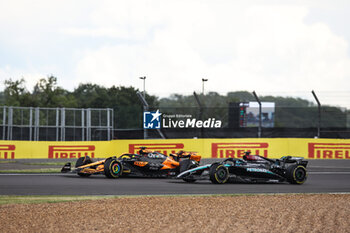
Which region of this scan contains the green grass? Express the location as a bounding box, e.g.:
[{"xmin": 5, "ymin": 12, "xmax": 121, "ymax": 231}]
[
  {"xmin": 0, "ymin": 161, "xmax": 17, "ymax": 164},
  {"xmin": 0, "ymin": 161, "xmax": 75, "ymax": 166},
  {"xmin": 0, "ymin": 193, "xmax": 348, "ymax": 205},
  {"xmin": 0, "ymin": 168, "xmax": 61, "ymax": 173},
  {"xmin": 0, "ymin": 195, "xmax": 117, "ymax": 205},
  {"xmin": 0, "ymin": 194, "xmax": 268, "ymax": 205}
]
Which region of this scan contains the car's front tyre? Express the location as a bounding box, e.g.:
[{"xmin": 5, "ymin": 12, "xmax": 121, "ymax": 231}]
[
  {"xmin": 209, "ymin": 163, "xmax": 229, "ymax": 184},
  {"xmin": 104, "ymin": 158, "xmax": 123, "ymax": 178}
]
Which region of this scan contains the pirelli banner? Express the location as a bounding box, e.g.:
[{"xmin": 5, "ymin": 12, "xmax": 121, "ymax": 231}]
[{"xmin": 1, "ymin": 138, "xmax": 350, "ymax": 159}]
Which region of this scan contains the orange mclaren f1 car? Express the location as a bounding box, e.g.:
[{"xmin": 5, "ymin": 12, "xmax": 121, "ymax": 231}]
[{"xmin": 61, "ymin": 147, "xmax": 201, "ymax": 181}]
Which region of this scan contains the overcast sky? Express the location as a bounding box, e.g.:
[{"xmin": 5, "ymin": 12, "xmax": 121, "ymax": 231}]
[{"xmin": 0, "ymin": 0, "xmax": 349, "ymax": 106}]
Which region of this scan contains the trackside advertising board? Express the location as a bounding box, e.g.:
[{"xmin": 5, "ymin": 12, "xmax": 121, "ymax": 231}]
[{"xmin": 1, "ymin": 138, "xmax": 350, "ymax": 159}]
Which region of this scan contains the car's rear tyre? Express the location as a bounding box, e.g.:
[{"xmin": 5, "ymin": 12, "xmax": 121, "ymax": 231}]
[
  {"xmin": 209, "ymin": 163, "xmax": 229, "ymax": 184},
  {"xmin": 76, "ymin": 156, "xmax": 93, "ymax": 177},
  {"xmin": 286, "ymin": 164, "xmax": 307, "ymax": 184},
  {"xmin": 179, "ymin": 160, "xmax": 198, "ymax": 183},
  {"xmin": 104, "ymin": 158, "xmax": 123, "ymax": 178}
]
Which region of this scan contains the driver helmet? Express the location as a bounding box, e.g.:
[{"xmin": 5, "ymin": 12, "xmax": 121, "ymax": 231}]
[
  {"xmin": 138, "ymin": 147, "xmax": 149, "ymax": 155},
  {"xmin": 243, "ymin": 151, "xmax": 259, "ymax": 161},
  {"xmin": 177, "ymin": 150, "xmax": 184, "ymax": 156}
]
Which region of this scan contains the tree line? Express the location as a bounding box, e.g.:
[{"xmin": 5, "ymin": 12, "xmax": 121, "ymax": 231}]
[
  {"xmin": 0, "ymin": 76, "xmax": 158, "ymax": 128},
  {"xmin": 0, "ymin": 76, "xmax": 347, "ymax": 128}
]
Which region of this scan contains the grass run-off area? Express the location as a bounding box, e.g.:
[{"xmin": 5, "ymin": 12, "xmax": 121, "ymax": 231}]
[
  {"xmin": 0, "ymin": 193, "xmax": 283, "ymax": 205},
  {"xmin": 0, "ymin": 195, "xmax": 119, "ymax": 205}
]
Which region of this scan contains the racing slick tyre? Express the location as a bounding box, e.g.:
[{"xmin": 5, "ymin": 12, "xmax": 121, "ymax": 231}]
[
  {"xmin": 209, "ymin": 163, "xmax": 229, "ymax": 184},
  {"xmin": 285, "ymin": 164, "xmax": 307, "ymax": 184},
  {"xmin": 179, "ymin": 160, "xmax": 199, "ymax": 183},
  {"xmin": 104, "ymin": 158, "xmax": 123, "ymax": 178},
  {"xmin": 76, "ymin": 156, "xmax": 93, "ymax": 177}
]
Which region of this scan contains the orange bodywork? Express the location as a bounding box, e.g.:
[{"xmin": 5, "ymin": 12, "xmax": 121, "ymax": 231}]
[
  {"xmin": 176, "ymin": 151, "xmax": 201, "ymax": 162},
  {"xmin": 78, "ymin": 160, "xmax": 105, "ymax": 169},
  {"xmin": 80, "ymin": 168, "xmax": 98, "ymax": 174},
  {"xmin": 78, "ymin": 159, "xmax": 105, "ymax": 174},
  {"xmin": 140, "ymin": 149, "xmax": 153, "ymax": 153},
  {"xmin": 134, "ymin": 161, "xmax": 148, "ymax": 167},
  {"xmin": 190, "ymin": 154, "xmax": 201, "ymax": 162},
  {"xmin": 75, "ymin": 149, "xmax": 202, "ymax": 174},
  {"xmin": 96, "ymin": 164, "xmax": 104, "ymax": 172},
  {"xmin": 161, "ymin": 157, "xmax": 180, "ymax": 170}
]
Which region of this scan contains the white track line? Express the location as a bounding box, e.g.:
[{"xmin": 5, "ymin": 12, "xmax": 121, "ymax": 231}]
[{"xmin": 309, "ymin": 172, "xmax": 350, "ymax": 174}]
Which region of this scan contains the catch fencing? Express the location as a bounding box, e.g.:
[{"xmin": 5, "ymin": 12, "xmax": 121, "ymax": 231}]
[
  {"xmin": 1, "ymin": 104, "xmax": 349, "ymax": 141},
  {"xmin": 115, "ymin": 105, "xmax": 350, "ymax": 139},
  {"xmin": 160, "ymin": 105, "xmax": 349, "ymax": 126},
  {"xmin": 0, "ymin": 106, "xmax": 113, "ymax": 141}
]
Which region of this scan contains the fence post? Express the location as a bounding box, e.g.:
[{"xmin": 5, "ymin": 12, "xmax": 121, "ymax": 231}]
[
  {"xmin": 136, "ymin": 91, "xmax": 149, "ymax": 139},
  {"xmin": 29, "ymin": 107, "xmax": 33, "ymax": 141},
  {"xmin": 7, "ymin": 107, "xmax": 13, "ymax": 140},
  {"xmin": 252, "ymin": 91, "xmax": 262, "ymax": 138},
  {"xmin": 107, "ymin": 108, "xmax": 111, "ymax": 141},
  {"xmin": 81, "ymin": 109, "xmax": 85, "ymax": 141},
  {"xmin": 2, "ymin": 107, "xmax": 6, "ymax": 140},
  {"xmin": 193, "ymin": 92, "xmax": 204, "ymax": 138},
  {"xmin": 55, "ymin": 108, "xmax": 59, "ymax": 141},
  {"xmin": 34, "ymin": 108, "xmax": 40, "ymax": 141},
  {"xmin": 311, "ymin": 90, "xmax": 321, "ymax": 138},
  {"xmin": 61, "ymin": 108, "xmax": 65, "ymax": 141},
  {"xmin": 111, "ymin": 109, "xmax": 114, "ymax": 140},
  {"xmin": 86, "ymin": 108, "xmax": 91, "ymax": 141}
]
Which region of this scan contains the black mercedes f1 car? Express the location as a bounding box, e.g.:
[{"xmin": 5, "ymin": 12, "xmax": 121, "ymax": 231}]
[
  {"xmin": 61, "ymin": 147, "xmax": 201, "ymax": 178},
  {"xmin": 177, "ymin": 152, "xmax": 308, "ymax": 184}
]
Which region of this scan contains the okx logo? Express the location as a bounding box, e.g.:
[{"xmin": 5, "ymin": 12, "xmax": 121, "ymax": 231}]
[{"xmin": 143, "ymin": 110, "xmax": 162, "ymax": 129}]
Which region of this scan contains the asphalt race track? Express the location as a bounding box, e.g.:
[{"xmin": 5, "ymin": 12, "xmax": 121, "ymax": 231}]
[
  {"xmin": 0, "ymin": 173, "xmax": 350, "ymax": 195},
  {"xmin": 1, "ymin": 160, "xmax": 350, "ymax": 195},
  {"xmin": 0, "ymin": 160, "xmax": 350, "ymax": 195}
]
